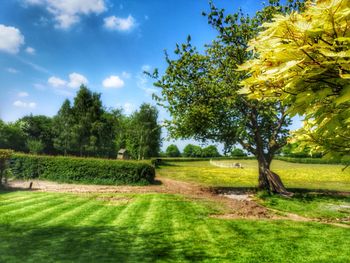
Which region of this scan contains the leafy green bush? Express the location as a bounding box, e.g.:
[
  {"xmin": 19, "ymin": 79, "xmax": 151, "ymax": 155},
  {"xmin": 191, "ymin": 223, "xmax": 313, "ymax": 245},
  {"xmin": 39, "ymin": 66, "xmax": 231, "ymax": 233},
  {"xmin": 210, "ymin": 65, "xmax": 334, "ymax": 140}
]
[{"xmin": 10, "ymin": 153, "xmax": 155, "ymax": 185}]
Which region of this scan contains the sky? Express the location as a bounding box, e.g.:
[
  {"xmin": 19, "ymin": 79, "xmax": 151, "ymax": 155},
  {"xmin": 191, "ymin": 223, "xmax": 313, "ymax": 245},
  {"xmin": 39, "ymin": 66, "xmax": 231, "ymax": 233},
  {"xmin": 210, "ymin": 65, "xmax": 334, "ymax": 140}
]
[{"xmin": 0, "ymin": 0, "xmax": 301, "ymax": 152}]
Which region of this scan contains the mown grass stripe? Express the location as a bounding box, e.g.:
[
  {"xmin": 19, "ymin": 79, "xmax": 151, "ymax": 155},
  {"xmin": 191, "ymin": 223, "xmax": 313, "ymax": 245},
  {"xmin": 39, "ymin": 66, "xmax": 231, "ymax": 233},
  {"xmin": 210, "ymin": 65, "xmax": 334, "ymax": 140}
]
[
  {"xmin": 0, "ymin": 196, "xmax": 69, "ymax": 223},
  {"xmin": 0, "ymin": 193, "xmax": 51, "ymax": 211},
  {"xmin": 42, "ymin": 198, "xmax": 94, "ymax": 226},
  {"xmin": 0, "ymin": 192, "xmax": 46, "ymax": 203},
  {"xmin": 109, "ymin": 196, "xmax": 150, "ymax": 227},
  {"xmin": 52, "ymin": 199, "xmax": 103, "ymax": 226},
  {"xmin": 12, "ymin": 196, "xmax": 72, "ymax": 224},
  {"xmin": 0, "ymin": 195, "xmax": 58, "ymax": 216},
  {"xmin": 18, "ymin": 198, "xmax": 89, "ymax": 226},
  {"xmin": 125, "ymin": 195, "xmax": 159, "ymax": 262}
]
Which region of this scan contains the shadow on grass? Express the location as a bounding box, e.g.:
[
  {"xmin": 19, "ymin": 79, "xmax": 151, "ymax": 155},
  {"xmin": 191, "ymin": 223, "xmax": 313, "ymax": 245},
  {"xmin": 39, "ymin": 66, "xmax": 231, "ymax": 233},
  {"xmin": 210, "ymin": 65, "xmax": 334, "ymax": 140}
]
[{"xmin": 0, "ymin": 224, "xmax": 218, "ymax": 263}]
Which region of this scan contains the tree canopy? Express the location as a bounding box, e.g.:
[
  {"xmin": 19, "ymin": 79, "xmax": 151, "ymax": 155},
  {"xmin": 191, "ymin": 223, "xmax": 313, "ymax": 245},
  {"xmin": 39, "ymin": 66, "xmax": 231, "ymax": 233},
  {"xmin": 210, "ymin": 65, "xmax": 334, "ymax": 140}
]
[
  {"xmin": 239, "ymin": 0, "xmax": 350, "ymax": 156},
  {"xmin": 152, "ymin": 1, "xmax": 304, "ymax": 194}
]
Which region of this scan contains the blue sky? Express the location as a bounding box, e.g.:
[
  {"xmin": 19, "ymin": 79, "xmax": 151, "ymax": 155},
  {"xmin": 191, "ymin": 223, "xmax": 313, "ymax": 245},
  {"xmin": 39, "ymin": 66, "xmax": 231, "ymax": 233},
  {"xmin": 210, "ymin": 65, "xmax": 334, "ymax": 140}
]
[{"xmin": 0, "ymin": 0, "xmax": 300, "ymax": 152}]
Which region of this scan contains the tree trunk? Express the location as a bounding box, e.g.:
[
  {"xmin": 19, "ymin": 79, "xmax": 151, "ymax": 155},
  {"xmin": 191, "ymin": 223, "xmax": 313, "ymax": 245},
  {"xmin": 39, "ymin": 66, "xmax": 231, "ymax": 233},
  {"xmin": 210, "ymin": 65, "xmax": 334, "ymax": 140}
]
[{"xmin": 257, "ymin": 155, "xmax": 292, "ymax": 196}]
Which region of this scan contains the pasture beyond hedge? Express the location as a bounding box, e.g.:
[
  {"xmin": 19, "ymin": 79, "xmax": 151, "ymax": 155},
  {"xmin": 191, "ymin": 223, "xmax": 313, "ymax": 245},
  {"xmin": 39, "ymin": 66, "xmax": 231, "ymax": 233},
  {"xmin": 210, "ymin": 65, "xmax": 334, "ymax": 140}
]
[{"xmin": 9, "ymin": 154, "xmax": 155, "ymax": 185}]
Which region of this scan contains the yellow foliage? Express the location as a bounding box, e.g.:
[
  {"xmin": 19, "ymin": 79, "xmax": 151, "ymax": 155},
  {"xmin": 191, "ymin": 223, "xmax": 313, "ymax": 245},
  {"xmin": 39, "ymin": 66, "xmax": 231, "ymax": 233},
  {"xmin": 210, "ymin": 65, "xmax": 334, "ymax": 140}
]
[{"xmin": 239, "ymin": 0, "xmax": 350, "ymax": 155}]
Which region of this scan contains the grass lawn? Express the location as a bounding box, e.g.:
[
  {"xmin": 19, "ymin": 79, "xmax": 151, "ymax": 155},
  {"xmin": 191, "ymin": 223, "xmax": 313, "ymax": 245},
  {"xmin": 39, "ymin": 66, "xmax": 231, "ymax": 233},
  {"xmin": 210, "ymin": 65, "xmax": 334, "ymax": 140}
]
[
  {"xmin": 0, "ymin": 190, "xmax": 349, "ymax": 263},
  {"xmin": 157, "ymin": 160, "xmax": 350, "ymax": 191}
]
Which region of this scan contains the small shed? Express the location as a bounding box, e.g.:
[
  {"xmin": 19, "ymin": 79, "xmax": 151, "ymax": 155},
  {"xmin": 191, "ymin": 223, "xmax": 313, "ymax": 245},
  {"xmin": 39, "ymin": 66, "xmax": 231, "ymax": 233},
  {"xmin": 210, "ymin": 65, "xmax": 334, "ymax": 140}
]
[{"xmin": 117, "ymin": 149, "xmax": 129, "ymax": 160}]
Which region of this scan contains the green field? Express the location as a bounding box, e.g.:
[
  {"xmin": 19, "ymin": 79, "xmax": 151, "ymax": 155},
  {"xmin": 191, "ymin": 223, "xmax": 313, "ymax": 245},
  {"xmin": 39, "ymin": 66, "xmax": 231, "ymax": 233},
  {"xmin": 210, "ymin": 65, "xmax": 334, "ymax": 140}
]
[
  {"xmin": 157, "ymin": 160, "xmax": 350, "ymax": 191},
  {"xmin": 0, "ymin": 190, "xmax": 349, "ymax": 263}
]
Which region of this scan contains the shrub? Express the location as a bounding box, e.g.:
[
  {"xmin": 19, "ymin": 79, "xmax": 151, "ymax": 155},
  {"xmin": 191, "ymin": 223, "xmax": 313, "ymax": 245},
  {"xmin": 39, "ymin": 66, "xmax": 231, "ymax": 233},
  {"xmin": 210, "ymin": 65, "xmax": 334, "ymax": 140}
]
[{"xmin": 10, "ymin": 153, "xmax": 155, "ymax": 185}]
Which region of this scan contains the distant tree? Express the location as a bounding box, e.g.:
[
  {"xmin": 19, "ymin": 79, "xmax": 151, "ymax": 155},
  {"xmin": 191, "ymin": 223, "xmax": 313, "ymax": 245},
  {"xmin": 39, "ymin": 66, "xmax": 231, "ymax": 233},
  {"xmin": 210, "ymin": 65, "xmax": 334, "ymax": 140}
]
[
  {"xmin": 53, "ymin": 99, "xmax": 74, "ymax": 155},
  {"xmin": 18, "ymin": 115, "xmax": 55, "ymax": 154},
  {"xmin": 125, "ymin": 104, "xmax": 161, "ymax": 160},
  {"xmin": 0, "ymin": 120, "xmax": 26, "ymax": 151},
  {"xmin": 231, "ymin": 148, "xmax": 247, "ymax": 157},
  {"xmin": 166, "ymin": 144, "xmax": 181, "ymax": 157},
  {"xmin": 183, "ymin": 144, "xmax": 202, "ymax": 158},
  {"xmin": 26, "ymin": 139, "xmax": 44, "ymax": 154},
  {"xmin": 201, "ymin": 145, "xmax": 220, "ymax": 157}
]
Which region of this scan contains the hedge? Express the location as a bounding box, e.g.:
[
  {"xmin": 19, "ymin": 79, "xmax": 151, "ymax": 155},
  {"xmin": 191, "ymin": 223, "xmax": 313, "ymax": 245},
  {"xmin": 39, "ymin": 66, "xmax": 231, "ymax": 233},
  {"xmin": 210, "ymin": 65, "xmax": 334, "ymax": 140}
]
[
  {"xmin": 275, "ymin": 156, "xmax": 350, "ymax": 165},
  {"xmin": 151, "ymin": 156, "xmax": 256, "ymax": 166},
  {"xmin": 10, "ymin": 153, "xmax": 155, "ymax": 185}
]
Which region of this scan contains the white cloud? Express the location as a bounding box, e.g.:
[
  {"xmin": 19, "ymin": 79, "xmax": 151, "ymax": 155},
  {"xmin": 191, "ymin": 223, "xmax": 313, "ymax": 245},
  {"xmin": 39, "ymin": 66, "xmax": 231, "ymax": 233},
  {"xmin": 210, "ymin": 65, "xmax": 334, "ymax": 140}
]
[
  {"xmin": 48, "ymin": 73, "xmax": 88, "ymax": 89},
  {"xmin": 102, "ymin": 75, "xmax": 124, "ymax": 89},
  {"xmin": 0, "ymin": 25, "xmax": 25, "ymax": 54},
  {"xmin": 18, "ymin": 92, "xmax": 29, "ymax": 97},
  {"xmin": 48, "ymin": 76, "xmax": 67, "ymax": 87},
  {"xmin": 13, "ymin": 100, "xmax": 36, "ymax": 108},
  {"xmin": 6, "ymin": 67, "xmax": 19, "ymax": 74},
  {"xmin": 121, "ymin": 71, "xmax": 131, "ymax": 79},
  {"xmin": 123, "ymin": 102, "xmax": 135, "ymax": 115},
  {"xmin": 23, "ymin": 0, "xmax": 107, "ymax": 29},
  {"xmin": 25, "ymin": 46, "xmax": 36, "ymax": 55},
  {"xmin": 103, "ymin": 15, "xmax": 135, "ymax": 31},
  {"xmin": 68, "ymin": 72, "xmax": 88, "ymax": 88},
  {"xmin": 137, "ymin": 65, "xmax": 158, "ymax": 96}
]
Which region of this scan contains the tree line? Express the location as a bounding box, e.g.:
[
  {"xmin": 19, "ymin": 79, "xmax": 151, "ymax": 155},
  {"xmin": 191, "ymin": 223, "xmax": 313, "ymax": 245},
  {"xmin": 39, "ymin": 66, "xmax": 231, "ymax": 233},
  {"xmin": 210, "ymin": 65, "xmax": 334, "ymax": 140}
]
[{"xmin": 0, "ymin": 86, "xmax": 161, "ymax": 159}]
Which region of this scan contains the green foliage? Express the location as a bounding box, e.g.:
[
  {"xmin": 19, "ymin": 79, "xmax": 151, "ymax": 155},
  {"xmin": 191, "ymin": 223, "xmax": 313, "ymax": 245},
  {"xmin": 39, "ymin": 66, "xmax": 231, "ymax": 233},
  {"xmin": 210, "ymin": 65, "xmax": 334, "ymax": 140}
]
[
  {"xmin": 0, "ymin": 120, "xmax": 26, "ymax": 151},
  {"xmin": 231, "ymin": 148, "xmax": 247, "ymax": 157},
  {"xmin": 182, "ymin": 144, "xmax": 202, "ymax": 157},
  {"xmin": 240, "ymin": 0, "xmax": 350, "ymax": 156},
  {"xmin": 10, "ymin": 153, "xmax": 155, "ymax": 185},
  {"xmin": 280, "ymin": 142, "xmax": 323, "ymax": 158},
  {"xmin": 0, "ymin": 149, "xmax": 13, "ymax": 185},
  {"xmin": 124, "ymin": 104, "xmax": 161, "ymax": 160},
  {"xmin": 26, "ymin": 139, "xmax": 44, "ymax": 155},
  {"xmin": 201, "ymin": 145, "xmax": 221, "ymax": 157},
  {"xmin": 0, "ymin": 86, "xmax": 161, "ymax": 159},
  {"xmin": 151, "ymin": 1, "xmax": 306, "ymax": 193},
  {"xmin": 18, "ymin": 115, "xmax": 55, "ymax": 154},
  {"xmin": 165, "ymin": 144, "xmax": 181, "ymax": 157}
]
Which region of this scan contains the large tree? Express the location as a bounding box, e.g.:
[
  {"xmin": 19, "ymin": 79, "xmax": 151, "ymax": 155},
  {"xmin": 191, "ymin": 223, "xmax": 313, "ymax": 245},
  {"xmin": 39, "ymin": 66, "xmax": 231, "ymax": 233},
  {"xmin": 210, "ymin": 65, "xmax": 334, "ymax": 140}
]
[
  {"xmin": 153, "ymin": 1, "xmax": 304, "ymax": 195},
  {"xmin": 239, "ymin": 0, "xmax": 350, "ymax": 157}
]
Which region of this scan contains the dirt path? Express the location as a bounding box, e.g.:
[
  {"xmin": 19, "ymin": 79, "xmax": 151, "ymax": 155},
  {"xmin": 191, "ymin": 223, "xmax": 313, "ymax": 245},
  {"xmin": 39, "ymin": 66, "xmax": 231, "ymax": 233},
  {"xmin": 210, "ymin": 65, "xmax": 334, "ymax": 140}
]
[{"xmin": 5, "ymin": 177, "xmax": 350, "ymax": 228}]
